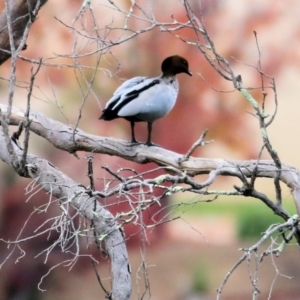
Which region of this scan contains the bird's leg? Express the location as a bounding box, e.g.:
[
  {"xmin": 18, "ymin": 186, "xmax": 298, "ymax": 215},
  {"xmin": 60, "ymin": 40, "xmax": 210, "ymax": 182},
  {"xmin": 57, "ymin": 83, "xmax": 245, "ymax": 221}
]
[
  {"xmin": 146, "ymin": 122, "xmax": 154, "ymax": 146},
  {"xmin": 146, "ymin": 122, "xmax": 160, "ymax": 147},
  {"xmin": 130, "ymin": 121, "xmax": 138, "ymax": 143}
]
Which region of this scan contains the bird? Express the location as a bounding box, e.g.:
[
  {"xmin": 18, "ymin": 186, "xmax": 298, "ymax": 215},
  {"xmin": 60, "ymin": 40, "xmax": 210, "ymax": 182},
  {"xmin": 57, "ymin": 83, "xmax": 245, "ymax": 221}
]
[{"xmin": 99, "ymin": 55, "xmax": 192, "ymax": 146}]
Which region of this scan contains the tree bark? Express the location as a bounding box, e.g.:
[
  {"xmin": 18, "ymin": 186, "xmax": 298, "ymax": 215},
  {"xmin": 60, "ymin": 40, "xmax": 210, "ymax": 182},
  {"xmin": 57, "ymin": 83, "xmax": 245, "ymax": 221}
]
[
  {"xmin": 0, "ymin": 129, "xmax": 132, "ymax": 300},
  {"xmin": 1, "ymin": 103, "xmax": 300, "ymax": 217},
  {"xmin": 0, "ymin": 0, "xmax": 47, "ymax": 64}
]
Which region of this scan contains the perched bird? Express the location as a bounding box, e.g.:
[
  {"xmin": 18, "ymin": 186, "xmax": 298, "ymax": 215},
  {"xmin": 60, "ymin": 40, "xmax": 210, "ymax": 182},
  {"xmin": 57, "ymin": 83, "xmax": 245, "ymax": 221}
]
[{"xmin": 99, "ymin": 55, "xmax": 192, "ymax": 146}]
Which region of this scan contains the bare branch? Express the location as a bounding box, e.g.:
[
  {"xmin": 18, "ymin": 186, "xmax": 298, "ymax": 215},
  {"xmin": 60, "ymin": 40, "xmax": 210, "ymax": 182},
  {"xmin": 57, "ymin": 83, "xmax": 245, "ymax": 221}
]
[
  {"xmin": 1, "ymin": 104, "xmax": 300, "ymax": 219},
  {"xmin": 178, "ymin": 129, "xmax": 213, "ymax": 163}
]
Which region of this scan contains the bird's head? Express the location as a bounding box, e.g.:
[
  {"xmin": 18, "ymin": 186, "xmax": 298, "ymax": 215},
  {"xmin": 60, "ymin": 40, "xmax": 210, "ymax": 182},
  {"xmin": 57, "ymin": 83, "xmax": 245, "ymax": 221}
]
[{"xmin": 161, "ymin": 55, "xmax": 192, "ymax": 76}]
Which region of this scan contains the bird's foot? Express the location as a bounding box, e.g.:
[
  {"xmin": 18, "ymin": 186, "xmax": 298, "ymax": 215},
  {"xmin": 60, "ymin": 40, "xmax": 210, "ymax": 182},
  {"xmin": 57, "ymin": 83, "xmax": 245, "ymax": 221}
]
[
  {"xmin": 145, "ymin": 141, "xmax": 160, "ymax": 147},
  {"xmin": 131, "ymin": 139, "xmax": 141, "ymax": 145}
]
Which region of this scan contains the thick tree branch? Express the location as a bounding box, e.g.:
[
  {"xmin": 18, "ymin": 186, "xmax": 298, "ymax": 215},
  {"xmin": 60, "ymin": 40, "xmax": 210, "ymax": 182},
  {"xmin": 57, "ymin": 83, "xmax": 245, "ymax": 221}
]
[
  {"xmin": 0, "ymin": 130, "xmax": 131, "ymax": 300},
  {"xmin": 1, "ymin": 104, "xmax": 300, "ymax": 218}
]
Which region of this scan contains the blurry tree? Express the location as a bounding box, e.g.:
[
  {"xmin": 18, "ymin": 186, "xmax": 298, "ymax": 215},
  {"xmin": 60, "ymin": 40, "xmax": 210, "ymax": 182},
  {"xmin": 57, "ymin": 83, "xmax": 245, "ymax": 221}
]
[{"xmin": 0, "ymin": 0, "xmax": 300, "ymax": 300}]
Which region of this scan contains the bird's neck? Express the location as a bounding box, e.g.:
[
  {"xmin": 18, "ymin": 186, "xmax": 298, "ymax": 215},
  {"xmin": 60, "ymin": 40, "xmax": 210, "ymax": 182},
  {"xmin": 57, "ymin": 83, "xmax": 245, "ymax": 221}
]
[{"xmin": 161, "ymin": 73, "xmax": 176, "ymax": 78}]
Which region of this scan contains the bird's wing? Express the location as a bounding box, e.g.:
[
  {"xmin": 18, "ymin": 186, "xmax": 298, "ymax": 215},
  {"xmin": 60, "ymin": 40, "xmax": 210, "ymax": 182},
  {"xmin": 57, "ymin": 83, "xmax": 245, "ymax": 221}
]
[
  {"xmin": 105, "ymin": 77, "xmax": 159, "ymax": 112},
  {"xmin": 103, "ymin": 77, "xmax": 149, "ymax": 111},
  {"xmin": 113, "ymin": 76, "xmax": 148, "ymax": 96}
]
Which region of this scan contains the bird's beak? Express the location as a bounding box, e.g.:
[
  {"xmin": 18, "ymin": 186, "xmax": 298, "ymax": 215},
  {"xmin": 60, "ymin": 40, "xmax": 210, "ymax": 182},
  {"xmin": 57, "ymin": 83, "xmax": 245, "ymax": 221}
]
[{"xmin": 186, "ymin": 70, "xmax": 192, "ymax": 76}]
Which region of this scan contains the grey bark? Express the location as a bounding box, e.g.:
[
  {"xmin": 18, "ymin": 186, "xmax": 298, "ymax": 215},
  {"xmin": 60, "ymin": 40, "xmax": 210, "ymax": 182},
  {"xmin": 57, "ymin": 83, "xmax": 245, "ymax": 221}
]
[
  {"xmin": 2, "ymin": 103, "xmax": 300, "ymax": 218},
  {"xmin": 0, "ymin": 128, "xmax": 132, "ymax": 300},
  {"xmin": 2, "ymin": 104, "xmax": 300, "ymax": 247}
]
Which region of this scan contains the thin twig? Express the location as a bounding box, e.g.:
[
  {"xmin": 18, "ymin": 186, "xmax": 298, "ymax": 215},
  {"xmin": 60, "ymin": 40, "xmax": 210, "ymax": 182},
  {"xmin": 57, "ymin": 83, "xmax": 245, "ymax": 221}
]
[{"xmin": 178, "ymin": 129, "xmax": 213, "ymax": 163}]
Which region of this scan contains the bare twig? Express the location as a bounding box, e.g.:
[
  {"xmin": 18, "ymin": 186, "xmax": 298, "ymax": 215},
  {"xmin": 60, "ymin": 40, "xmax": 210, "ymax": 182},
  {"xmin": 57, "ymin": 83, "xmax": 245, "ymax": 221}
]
[{"xmin": 178, "ymin": 129, "xmax": 213, "ymax": 163}]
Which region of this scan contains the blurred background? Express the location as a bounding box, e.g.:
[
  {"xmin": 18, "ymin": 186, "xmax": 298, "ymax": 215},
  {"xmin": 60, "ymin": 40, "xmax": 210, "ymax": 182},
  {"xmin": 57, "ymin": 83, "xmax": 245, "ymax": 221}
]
[{"xmin": 0, "ymin": 0, "xmax": 300, "ymax": 299}]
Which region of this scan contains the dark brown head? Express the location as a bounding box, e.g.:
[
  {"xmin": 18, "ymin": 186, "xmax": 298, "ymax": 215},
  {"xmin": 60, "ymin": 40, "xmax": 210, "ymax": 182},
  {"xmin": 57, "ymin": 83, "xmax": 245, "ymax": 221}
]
[{"xmin": 161, "ymin": 55, "xmax": 192, "ymax": 76}]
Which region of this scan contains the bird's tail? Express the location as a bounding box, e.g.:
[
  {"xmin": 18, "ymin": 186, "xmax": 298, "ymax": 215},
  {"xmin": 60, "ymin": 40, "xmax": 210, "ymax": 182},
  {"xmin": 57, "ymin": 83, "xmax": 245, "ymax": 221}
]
[{"xmin": 99, "ymin": 109, "xmax": 119, "ymax": 120}]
